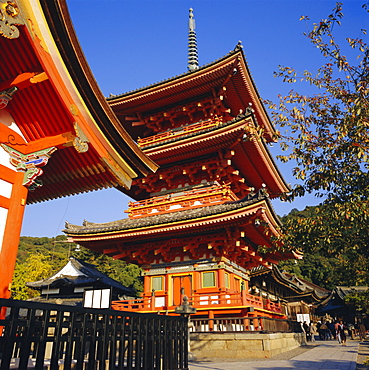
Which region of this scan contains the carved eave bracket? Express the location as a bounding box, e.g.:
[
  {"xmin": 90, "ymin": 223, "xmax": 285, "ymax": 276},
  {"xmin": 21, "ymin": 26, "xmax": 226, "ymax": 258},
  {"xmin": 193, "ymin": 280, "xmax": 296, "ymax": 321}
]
[
  {"xmin": 131, "ymin": 95, "xmax": 232, "ymax": 135},
  {"xmin": 0, "ymin": 1, "xmax": 24, "ymax": 39},
  {"xmin": 134, "ymin": 154, "xmax": 251, "ymax": 198},
  {"xmin": 73, "ymin": 122, "xmax": 89, "ymax": 153},
  {"xmin": 1, "ymin": 143, "xmax": 57, "ymax": 190}
]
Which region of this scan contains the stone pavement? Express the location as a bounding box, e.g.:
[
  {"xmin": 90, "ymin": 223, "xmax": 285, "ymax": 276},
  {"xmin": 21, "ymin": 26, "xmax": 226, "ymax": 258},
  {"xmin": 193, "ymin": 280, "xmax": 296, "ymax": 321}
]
[{"xmin": 189, "ymin": 339, "xmax": 360, "ymax": 370}]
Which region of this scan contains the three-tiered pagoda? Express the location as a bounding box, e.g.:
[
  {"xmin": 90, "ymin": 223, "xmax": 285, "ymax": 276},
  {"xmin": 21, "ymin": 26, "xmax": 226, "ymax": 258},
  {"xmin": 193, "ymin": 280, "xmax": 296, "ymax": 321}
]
[{"xmin": 65, "ymin": 10, "xmax": 298, "ymax": 320}]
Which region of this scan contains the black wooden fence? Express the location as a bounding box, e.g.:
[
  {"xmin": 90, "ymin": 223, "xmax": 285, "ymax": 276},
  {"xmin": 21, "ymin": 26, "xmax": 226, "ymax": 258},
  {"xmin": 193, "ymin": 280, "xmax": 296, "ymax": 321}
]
[{"xmin": 0, "ymin": 298, "xmax": 188, "ymax": 370}]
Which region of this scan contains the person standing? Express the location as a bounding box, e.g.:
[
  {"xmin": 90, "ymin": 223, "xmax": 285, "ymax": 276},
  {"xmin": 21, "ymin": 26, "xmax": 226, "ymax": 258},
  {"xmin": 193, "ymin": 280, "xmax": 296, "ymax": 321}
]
[
  {"xmin": 337, "ymin": 320, "xmax": 347, "ymax": 346},
  {"xmin": 303, "ymin": 321, "xmax": 311, "ymax": 341},
  {"xmin": 309, "ymin": 322, "xmax": 317, "ymax": 342},
  {"xmin": 335, "ymin": 321, "xmax": 341, "ymax": 343},
  {"xmin": 320, "ymin": 322, "xmax": 328, "ymax": 340}
]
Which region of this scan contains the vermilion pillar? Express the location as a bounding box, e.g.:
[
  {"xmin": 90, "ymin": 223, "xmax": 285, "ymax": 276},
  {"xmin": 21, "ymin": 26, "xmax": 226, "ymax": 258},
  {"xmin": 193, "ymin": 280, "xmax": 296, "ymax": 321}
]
[
  {"xmin": 217, "ymin": 267, "xmax": 225, "ymax": 290},
  {"xmin": 0, "ymin": 142, "xmax": 56, "ymax": 300},
  {"xmin": 0, "ymin": 170, "xmax": 28, "ymax": 299}
]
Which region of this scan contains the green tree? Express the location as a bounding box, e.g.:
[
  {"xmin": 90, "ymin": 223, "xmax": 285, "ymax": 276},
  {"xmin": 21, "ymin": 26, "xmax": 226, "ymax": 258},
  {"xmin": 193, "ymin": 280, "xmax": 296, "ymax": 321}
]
[
  {"xmin": 110, "ymin": 262, "xmax": 143, "ymax": 293},
  {"xmin": 71, "ymin": 245, "xmax": 143, "ymax": 294},
  {"xmin": 11, "ymin": 253, "xmax": 53, "ymax": 300},
  {"xmin": 12, "ymin": 236, "xmax": 143, "ymax": 300},
  {"xmin": 278, "ymin": 204, "xmax": 369, "ymax": 289},
  {"xmin": 345, "ymin": 289, "xmax": 369, "ymax": 314},
  {"xmin": 265, "ymin": 3, "xmax": 369, "ymax": 287},
  {"xmin": 268, "ymin": 3, "xmax": 369, "ymax": 206}
]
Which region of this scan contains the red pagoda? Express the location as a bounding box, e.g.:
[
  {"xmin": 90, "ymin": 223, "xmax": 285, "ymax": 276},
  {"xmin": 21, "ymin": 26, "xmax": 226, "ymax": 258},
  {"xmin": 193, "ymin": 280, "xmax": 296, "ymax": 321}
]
[{"xmin": 65, "ymin": 10, "xmax": 297, "ymax": 321}]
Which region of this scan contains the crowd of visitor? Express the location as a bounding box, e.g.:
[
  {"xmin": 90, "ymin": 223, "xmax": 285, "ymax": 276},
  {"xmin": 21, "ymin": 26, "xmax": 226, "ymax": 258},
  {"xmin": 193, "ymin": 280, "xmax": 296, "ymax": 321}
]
[{"xmin": 301, "ymin": 320, "xmax": 367, "ymax": 345}]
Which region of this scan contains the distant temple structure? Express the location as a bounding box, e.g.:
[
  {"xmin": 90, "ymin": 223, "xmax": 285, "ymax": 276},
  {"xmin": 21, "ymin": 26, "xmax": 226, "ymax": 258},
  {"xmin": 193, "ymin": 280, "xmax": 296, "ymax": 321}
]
[
  {"xmin": 250, "ymin": 265, "xmax": 329, "ymax": 321},
  {"xmin": 27, "ymin": 257, "xmax": 134, "ymax": 306},
  {"xmin": 65, "ymin": 10, "xmax": 301, "ymax": 321},
  {"xmin": 0, "ymin": 0, "xmax": 157, "ymax": 300},
  {"xmin": 317, "ymin": 286, "xmax": 369, "ymax": 323}
]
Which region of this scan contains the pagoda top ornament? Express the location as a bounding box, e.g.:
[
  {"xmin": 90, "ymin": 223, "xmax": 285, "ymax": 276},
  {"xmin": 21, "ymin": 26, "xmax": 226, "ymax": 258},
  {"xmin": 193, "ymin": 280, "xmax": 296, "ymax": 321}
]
[{"xmin": 188, "ymin": 8, "xmax": 199, "ymax": 71}]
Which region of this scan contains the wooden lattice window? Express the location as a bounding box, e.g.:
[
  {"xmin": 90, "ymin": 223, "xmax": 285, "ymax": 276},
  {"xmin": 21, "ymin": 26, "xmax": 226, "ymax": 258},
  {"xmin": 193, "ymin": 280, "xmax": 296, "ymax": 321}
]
[
  {"xmin": 202, "ymin": 272, "xmax": 216, "ymax": 288},
  {"xmin": 224, "ymin": 273, "xmax": 230, "ymax": 288},
  {"xmin": 152, "ymin": 276, "xmax": 163, "ymax": 291}
]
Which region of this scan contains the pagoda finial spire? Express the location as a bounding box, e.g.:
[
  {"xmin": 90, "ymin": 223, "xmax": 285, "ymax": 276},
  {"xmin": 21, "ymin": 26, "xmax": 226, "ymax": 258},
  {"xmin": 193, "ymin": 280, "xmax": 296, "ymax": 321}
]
[{"xmin": 188, "ymin": 8, "xmax": 199, "ymax": 71}]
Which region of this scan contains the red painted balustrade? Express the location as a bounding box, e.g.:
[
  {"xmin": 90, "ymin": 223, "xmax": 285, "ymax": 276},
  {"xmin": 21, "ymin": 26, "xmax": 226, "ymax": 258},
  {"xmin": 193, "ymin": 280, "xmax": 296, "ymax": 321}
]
[
  {"xmin": 111, "ymin": 290, "xmax": 282, "ymax": 314},
  {"xmin": 137, "ymin": 118, "xmax": 222, "ymax": 148},
  {"xmin": 125, "ymin": 184, "xmax": 237, "ymax": 218}
]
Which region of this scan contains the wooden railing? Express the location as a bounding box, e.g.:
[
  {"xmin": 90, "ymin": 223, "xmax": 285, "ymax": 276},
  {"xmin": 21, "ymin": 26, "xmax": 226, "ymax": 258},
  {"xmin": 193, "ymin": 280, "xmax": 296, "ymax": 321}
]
[
  {"xmin": 137, "ymin": 118, "xmax": 222, "ymax": 148},
  {"xmin": 190, "ymin": 316, "xmax": 301, "ymax": 333},
  {"xmin": 188, "ymin": 291, "xmax": 265, "ymax": 310},
  {"xmin": 112, "ymin": 296, "xmax": 155, "ymax": 312},
  {"xmin": 0, "ymin": 298, "xmax": 188, "ymax": 370},
  {"xmin": 126, "ymin": 184, "xmax": 237, "ymax": 219},
  {"xmin": 112, "ymin": 291, "xmax": 282, "ymax": 315}
]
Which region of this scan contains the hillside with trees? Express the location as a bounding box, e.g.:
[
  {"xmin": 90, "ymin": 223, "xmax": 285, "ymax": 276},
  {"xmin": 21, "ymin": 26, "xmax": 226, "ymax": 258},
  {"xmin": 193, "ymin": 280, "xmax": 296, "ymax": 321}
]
[
  {"xmin": 12, "ymin": 235, "xmax": 142, "ymax": 300},
  {"xmin": 278, "ymin": 205, "xmax": 369, "ymax": 290}
]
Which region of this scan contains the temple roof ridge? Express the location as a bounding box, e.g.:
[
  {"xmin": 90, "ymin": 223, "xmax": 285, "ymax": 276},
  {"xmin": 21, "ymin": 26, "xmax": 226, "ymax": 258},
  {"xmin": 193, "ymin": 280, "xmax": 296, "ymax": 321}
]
[
  {"xmin": 107, "ymin": 45, "xmax": 244, "ymax": 100},
  {"xmin": 64, "ymin": 185, "xmax": 277, "ymax": 235},
  {"xmin": 282, "ymin": 270, "xmax": 331, "ymax": 294},
  {"xmin": 251, "ymin": 264, "xmax": 329, "ymax": 299},
  {"xmin": 26, "ymin": 257, "xmax": 134, "ymax": 294}
]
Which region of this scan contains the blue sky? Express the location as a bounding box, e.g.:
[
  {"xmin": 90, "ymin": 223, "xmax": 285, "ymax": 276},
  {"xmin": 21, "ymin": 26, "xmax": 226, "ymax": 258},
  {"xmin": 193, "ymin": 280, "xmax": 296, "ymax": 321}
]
[{"xmin": 21, "ymin": 0, "xmax": 368, "ymax": 237}]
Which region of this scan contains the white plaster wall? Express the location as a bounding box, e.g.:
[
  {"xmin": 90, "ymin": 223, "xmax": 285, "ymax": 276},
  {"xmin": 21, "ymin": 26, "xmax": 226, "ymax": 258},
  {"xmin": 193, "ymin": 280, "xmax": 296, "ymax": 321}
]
[
  {"xmin": 0, "ymin": 110, "xmax": 27, "ymax": 170},
  {"xmin": 0, "ymin": 179, "xmax": 12, "ymax": 198},
  {"xmin": 0, "ymin": 179, "xmax": 12, "ymax": 253},
  {"xmin": 0, "ymin": 109, "xmax": 26, "ymax": 138}
]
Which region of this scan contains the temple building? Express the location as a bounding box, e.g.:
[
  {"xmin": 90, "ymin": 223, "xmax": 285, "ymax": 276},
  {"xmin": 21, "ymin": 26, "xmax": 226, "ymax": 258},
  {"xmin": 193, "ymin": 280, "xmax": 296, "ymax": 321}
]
[
  {"xmin": 0, "ymin": 0, "xmax": 157, "ymax": 300},
  {"xmin": 64, "ymin": 10, "xmax": 301, "ymax": 321},
  {"xmin": 26, "ymin": 257, "xmax": 135, "ymax": 306},
  {"xmin": 250, "ymin": 265, "xmax": 330, "ymax": 321},
  {"xmin": 317, "ymin": 286, "xmax": 369, "ymax": 323}
]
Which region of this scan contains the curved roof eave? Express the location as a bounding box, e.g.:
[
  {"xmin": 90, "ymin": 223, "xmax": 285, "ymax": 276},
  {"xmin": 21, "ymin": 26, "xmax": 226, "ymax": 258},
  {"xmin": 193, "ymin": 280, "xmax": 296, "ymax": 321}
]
[
  {"xmin": 107, "ymin": 47, "xmax": 245, "ymax": 102},
  {"xmin": 64, "ymin": 189, "xmax": 281, "ymax": 237},
  {"xmin": 250, "ymin": 134, "xmax": 291, "ymax": 194},
  {"xmin": 107, "ymin": 45, "xmax": 277, "ymax": 141},
  {"xmin": 37, "ymin": 0, "xmax": 158, "ymax": 178},
  {"xmin": 137, "ymin": 112, "xmax": 291, "ymax": 198}
]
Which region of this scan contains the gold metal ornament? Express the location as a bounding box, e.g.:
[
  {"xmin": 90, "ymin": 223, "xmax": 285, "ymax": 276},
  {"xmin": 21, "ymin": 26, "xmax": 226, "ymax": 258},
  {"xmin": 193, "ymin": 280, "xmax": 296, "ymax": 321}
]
[{"xmin": 0, "ymin": 1, "xmax": 24, "ymax": 39}]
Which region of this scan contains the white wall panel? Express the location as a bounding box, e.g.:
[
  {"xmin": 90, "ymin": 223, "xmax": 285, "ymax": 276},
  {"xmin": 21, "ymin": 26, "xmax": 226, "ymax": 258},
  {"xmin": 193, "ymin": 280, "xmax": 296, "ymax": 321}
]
[{"xmin": 0, "ymin": 179, "xmax": 12, "ymax": 199}]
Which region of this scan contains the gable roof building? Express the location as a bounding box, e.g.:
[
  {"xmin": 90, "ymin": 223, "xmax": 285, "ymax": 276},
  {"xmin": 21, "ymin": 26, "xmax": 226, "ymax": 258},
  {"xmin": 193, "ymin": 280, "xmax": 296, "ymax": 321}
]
[
  {"xmin": 27, "ymin": 257, "xmax": 134, "ymax": 306},
  {"xmin": 250, "ymin": 265, "xmax": 330, "ymax": 320},
  {"xmin": 316, "ymin": 286, "xmax": 369, "ymax": 322}
]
